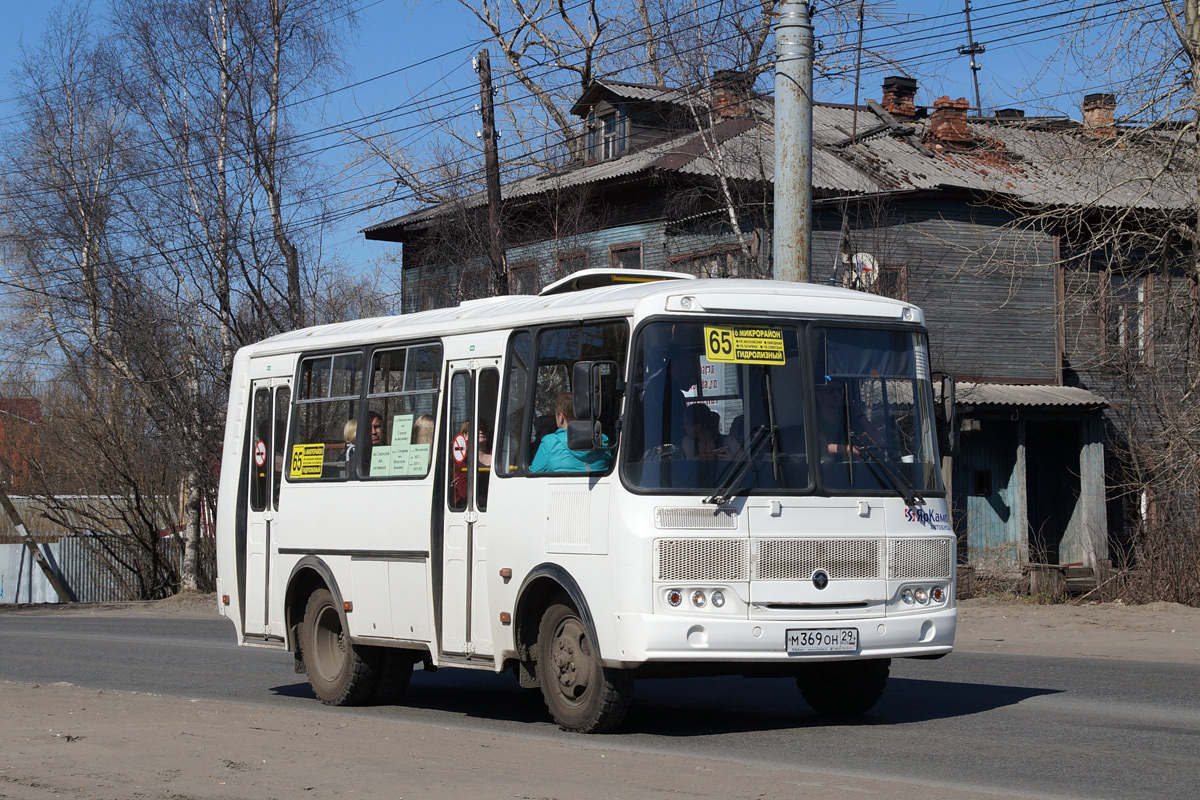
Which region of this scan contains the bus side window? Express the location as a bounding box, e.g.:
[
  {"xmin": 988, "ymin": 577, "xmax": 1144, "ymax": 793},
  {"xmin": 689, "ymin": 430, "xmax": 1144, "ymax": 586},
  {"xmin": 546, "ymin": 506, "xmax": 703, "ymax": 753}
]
[
  {"xmin": 524, "ymin": 320, "xmax": 629, "ymax": 473},
  {"xmin": 291, "ymin": 352, "xmax": 364, "ymax": 480},
  {"xmin": 361, "ymin": 342, "xmax": 442, "ymax": 479},
  {"xmin": 497, "ymin": 331, "xmax": 532, "ymax": 476}
]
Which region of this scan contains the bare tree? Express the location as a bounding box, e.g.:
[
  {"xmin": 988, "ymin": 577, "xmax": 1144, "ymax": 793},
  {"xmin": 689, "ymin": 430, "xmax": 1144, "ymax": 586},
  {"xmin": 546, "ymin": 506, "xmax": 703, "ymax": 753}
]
[{"xmin": 1, "ymin": 0, "xmax": 360, "ymax": 595}]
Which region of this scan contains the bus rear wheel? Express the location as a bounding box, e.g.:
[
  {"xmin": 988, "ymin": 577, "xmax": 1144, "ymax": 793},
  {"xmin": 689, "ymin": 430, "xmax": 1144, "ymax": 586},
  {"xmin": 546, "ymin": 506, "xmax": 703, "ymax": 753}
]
[
  {"xmin": 537, "ymin": 601, "xmax": 632, "ymax": 733},
  {"xmin": 796, "ymin": 658, "xmax": 890, "ymax": 716},
  {"xmin": 299, "ymin": 588, "xmax": 380, "ymax": 706}
]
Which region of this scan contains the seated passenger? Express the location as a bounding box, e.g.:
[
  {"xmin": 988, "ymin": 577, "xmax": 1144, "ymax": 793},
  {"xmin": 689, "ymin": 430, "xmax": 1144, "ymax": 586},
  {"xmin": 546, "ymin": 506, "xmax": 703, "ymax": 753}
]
[
  {"xmin": 530, "ymin": 392, "xmax": 612, "ymax": 473},
  {"xmin": 682, "ymin": 404, "xmax": 739, "ymax": 461}
]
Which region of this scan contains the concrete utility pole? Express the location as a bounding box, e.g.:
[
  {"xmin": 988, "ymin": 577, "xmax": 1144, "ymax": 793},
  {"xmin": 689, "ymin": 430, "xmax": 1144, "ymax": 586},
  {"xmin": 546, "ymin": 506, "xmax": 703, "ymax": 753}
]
[
  {"xmin": 773, "ymin": 0, "xmax": 814, "ymax": 283},
  {"xmin": 476, "ymin": 49, "xmax": 508, "ymax": 295},
  {"xmin": 0, "ymin": 489, "xmax": 76, "ymax": 603}
]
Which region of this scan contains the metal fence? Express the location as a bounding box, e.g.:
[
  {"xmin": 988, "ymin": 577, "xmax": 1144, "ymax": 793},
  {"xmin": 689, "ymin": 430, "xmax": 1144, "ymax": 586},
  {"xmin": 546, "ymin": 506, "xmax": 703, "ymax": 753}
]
[{"xmin": 0, "ymin": 536, "xmax": 214, "ymax": 604}]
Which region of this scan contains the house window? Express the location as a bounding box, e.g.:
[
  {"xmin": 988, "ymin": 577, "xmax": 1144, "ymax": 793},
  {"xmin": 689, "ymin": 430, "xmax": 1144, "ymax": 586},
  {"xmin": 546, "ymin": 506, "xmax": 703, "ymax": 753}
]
[
  {"xmin": 461, "ymin": 267, "xmax": 491, "ymax": 301},
  {"xmin": 670, "ymin": 246, "xmax": 749, "ymax": 278},
  {"xmin": 587, "ymin": 105, "xmax": 627, "ymax": 160},
  {"xmin": 510, "ymin": 260, "xmax": 538, "ymax": 294},
  {"xmin": 876, "ymin": 264, "xmax": 908, "ymax": 301},
  {"xmin": 556, "ymin": 250, "xmax": 587, "ymax": 279},
  {"xmin": 1106, "ymin": 273, "xmax": 1147, "ymax": 359},
  {"xmin": 601, "ymin": 113, "xmax": 620, "ymax": 158},
  {"xmin": 609, "ymin": 243, "xmax": 642, "ymax": 270}
]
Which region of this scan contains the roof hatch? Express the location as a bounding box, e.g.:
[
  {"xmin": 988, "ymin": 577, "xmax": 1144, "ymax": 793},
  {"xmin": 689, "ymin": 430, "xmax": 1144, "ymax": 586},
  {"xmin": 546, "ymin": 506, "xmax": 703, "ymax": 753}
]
[{"xmin": 538, "ymin": 268, "xmax": 695, "ymax": 296}]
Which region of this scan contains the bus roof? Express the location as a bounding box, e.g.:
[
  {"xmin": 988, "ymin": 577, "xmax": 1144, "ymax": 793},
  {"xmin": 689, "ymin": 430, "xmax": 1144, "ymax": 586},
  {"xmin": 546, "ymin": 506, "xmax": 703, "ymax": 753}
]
[{"xmin": 242, "ymin": 274, "xmax": 921, "ymax": 358}]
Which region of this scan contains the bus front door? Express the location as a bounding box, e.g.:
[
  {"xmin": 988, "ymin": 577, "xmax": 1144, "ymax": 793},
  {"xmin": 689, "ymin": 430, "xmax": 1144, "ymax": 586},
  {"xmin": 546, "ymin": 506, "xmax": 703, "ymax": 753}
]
[
  {"xmin": 244, "ymin": 378, "xmax": 290, "ymax": 638},
  {"xmin": 441, "ymin": 362, "xmax": 499, "ymax": 658}
]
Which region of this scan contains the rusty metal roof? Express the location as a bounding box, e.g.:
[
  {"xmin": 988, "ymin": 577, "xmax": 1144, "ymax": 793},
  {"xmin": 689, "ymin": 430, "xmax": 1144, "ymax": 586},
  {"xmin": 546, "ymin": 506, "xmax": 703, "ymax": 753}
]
[
  {"xmin": 364, "ymin": 92, "xmax": 1192, "ymax": 239},
  {"xmin": 956, "ymin": 382, "xmax": 1109, "ymax": 409}
]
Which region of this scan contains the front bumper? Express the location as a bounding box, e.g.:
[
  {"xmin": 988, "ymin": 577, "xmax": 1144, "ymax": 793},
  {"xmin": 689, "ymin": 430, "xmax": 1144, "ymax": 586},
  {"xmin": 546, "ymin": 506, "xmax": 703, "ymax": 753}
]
[{"xmin": 610, "ymin": 606, "xmax": 956, "ymax": 665}]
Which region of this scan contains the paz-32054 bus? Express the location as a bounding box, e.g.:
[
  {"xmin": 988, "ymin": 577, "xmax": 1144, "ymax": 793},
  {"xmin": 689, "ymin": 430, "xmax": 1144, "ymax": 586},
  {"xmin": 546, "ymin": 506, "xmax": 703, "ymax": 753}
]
[{"xmin": 215, "ymin": 269, "xmax": 956, "ymax": 732}]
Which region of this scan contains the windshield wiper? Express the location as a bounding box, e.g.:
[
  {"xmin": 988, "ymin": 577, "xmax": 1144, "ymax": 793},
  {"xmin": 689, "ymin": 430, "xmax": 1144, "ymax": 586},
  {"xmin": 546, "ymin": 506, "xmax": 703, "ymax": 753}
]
[
  {"xmin": 849, "ymin": 430, "xmax": 925, "ymax": 507},
  {"xmin": 704, "ymin": 424, "xmax": 778, "ymax": 506}
]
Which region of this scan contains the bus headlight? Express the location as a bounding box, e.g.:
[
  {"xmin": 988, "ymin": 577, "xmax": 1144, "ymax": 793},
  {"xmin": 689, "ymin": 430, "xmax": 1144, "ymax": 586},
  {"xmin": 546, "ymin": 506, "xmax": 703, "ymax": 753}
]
[
  {"xmin": 915, "ymin": 587, "xmax": 930, "ymax": 604},
  {"xmin": 901, "ymin": 588, "xmax": 915, "ymax": 604},
  {"xmin": 691, "ymin": 590, "xmax": 707, "ymax": 608},
  {"xmin": 666, "ymin": 589, "xmax": 683, "ymax": 607},
  {"xmin": 711, "ymin": 590, "xmax": 725, "ymax": 608}
]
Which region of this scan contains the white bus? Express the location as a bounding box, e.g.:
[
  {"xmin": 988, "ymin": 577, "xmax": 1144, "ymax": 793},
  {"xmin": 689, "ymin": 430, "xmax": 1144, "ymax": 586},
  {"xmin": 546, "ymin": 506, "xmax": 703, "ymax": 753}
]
[{"xmin": 215, "ymin": 269, "xmax": 956, "ymax": 732}]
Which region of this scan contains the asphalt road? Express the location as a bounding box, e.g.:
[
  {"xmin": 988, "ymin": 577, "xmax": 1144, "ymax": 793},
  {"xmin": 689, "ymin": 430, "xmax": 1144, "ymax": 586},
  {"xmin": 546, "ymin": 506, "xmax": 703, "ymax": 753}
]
[{"xmin": 2, "ymin": 611, "xmax": 1197, "ymax": 799}]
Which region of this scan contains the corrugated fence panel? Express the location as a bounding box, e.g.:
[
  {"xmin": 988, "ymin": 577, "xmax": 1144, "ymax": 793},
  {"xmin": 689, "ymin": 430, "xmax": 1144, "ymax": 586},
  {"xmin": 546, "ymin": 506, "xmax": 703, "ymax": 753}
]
[{"xmin": 0, "ymin": 537, "xmax": 209, "ymax": 604}]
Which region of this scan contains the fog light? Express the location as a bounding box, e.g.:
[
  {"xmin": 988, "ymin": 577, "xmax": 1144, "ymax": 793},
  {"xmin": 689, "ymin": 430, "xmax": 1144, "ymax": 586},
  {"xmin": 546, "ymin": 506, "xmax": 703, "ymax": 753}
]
[
  {"xmin": 931, "ymin": 586, "xmax": 945, "ymax": 603},
  {"xmin": 691, "ymin": 590, "xmax": 707, "ymax": 608},
  {"xmin": 901, "ymin": 588, "xmax": 915, "ymax": 604},
  {"xmin": 711, "ymin": 590, "xmax": 725, "ymax": 608},
  {"xmin": 915, "ymin": 587, "xmax": 930, "ymax": 604},
  {"xmin": 666, "ymin": 589, "xmax": 682, "ymax": 607}
]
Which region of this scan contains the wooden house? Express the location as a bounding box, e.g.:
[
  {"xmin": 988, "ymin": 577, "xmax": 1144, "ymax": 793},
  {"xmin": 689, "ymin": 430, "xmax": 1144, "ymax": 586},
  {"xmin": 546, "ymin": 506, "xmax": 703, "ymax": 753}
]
[{"xmin": 364, "ymin": 75, "xmax": 1193, "ymax": 585}]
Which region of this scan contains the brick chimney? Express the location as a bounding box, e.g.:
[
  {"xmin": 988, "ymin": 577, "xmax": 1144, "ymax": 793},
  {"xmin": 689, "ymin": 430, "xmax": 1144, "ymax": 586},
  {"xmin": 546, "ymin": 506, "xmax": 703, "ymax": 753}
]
[
  {"xmin": 926, "ymin": 96, "xmax": 972, "ymax": 146},
  {"xmin": 881, "ymin": 76, "xmax": 918, "ymax": 119},
  {"xmin": 1082, "ymin": 92, "xmax": 1116, "ymax": 137},
  {"xmin": 711, "ymin": 69, "xmax": 752, "ymax": 118}
]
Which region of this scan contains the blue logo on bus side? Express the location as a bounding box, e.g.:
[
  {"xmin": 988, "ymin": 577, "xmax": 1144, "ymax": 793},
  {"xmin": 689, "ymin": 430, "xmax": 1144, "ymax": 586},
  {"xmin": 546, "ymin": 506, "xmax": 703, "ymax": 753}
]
[{"xmin": 904, "ymin": 507, "xmax": 951, "ymax": 531}]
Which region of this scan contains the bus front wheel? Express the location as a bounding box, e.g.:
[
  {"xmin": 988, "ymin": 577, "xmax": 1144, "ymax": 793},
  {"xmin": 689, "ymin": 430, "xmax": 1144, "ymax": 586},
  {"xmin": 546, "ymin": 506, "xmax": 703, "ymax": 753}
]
[
  {"xmin": 796, "ymin": 658, "xmax": 890, "ymax": 716},
  {"xmin": 299, "ymin": 588, "xmax": 380, "ymax": 706},
  {"xmin": 537, "ymin": 601, "xmax": 632, "ymax": 733}
]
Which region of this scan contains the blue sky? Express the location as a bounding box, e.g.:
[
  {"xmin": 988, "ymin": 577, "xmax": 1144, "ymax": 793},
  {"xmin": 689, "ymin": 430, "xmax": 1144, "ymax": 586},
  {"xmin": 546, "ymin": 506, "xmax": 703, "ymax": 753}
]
[{"xmin": 0, "ymin": 1, "xmax": 1117, "ymax": 270}]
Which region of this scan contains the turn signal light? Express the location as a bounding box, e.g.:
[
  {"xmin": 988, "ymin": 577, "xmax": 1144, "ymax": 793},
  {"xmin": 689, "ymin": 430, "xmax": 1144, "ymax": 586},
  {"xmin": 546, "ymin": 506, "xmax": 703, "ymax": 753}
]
[{"xmin": 666, "ymin": 589, "xmax": 683, "ymax": 607}]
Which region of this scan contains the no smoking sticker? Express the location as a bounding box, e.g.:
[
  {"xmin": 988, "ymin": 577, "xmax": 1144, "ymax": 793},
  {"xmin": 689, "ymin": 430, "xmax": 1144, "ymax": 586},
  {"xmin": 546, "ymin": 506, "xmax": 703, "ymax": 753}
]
[
  {"xmin": 452, "ymin": 433, "xmax": 469, "ymax": 464},
  {"xmin": 254, "ymin": 440, "xmax": 267, "ymax": 468}
]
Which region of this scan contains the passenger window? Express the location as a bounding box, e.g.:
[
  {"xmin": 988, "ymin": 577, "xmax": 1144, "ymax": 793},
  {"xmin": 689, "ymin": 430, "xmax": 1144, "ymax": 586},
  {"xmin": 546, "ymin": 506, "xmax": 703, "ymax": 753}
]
[
  {"xmin": 290, "ymin": 352, "xmax": 364, "ymax": 480},
  {"xmin": 361, "ymin": 343, "xmax": 442, "ymax": 478}
]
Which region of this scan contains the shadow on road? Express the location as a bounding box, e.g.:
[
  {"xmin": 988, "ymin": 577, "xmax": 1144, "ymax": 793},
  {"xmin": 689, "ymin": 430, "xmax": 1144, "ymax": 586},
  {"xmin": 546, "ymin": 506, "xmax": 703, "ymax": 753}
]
[{"xmin": 269, "ymin": 668, "xmax": 1061, "ymax": 735}]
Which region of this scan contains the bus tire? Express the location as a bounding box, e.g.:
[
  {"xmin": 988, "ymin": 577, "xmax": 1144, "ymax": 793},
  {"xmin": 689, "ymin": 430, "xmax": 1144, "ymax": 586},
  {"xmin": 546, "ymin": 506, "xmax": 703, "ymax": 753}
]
[
  {"xmin": 537, "ymin": 601, "xmax": 632, "ymax": 733},
  {"xmin": 369, "ymin": 648, "xmax": 415, "ymax": 704},
  {"xmin": 299, "ymin": 588, "xmax": 380, "ymax": 706},
  {"xmin": 796, "ymin": 658, "xmax": 890, "ymax": 716}
]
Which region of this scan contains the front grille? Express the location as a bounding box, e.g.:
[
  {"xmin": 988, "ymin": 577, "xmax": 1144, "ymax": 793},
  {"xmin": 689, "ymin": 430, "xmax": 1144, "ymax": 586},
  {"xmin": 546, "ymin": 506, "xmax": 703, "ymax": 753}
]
[
  {"xmin": 655, "ymin": 538, "xmax": 749, "ymax": 581},
  {"xmin": 654, "ymin": 536, "xmax": 952, "ymax": 583},
  {"xmin": 888, "ymin": 538, "xmax": 953, "ymax": 579},
  {"xmin": 655, "ymin": 507, "xmax": 738, "ymax": 530},
  {"xmin": 755, "ymin": 538, "xmax": 882, "ymax": 580}
]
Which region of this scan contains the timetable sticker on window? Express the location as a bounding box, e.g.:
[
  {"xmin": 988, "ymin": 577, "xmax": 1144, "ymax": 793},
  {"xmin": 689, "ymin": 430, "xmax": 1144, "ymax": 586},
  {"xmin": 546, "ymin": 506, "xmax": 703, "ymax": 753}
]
[
  {"xmin": 289, "ymin": 443, "xmax": 325, "ymax": 479},
  {"xmin": 704, "ymin": 326, "xmax": 786, "ymax": 365}
]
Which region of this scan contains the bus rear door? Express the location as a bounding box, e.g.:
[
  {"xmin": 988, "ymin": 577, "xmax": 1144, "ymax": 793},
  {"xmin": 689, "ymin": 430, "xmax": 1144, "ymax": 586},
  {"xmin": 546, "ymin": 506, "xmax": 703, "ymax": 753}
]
[{"xmin": 244, "ymin": 377, "xmax": 290, "ymax": 638}]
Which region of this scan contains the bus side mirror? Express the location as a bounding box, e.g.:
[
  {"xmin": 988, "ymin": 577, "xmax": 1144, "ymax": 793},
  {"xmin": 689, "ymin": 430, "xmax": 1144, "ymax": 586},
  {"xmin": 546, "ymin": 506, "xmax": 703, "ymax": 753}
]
[
  {"xmin": 567, "ymin": 419, "xmax": 604, "ymax": 451},
  {"xmin": 936, "ymin": 374, "xmax": 958, "ymax": 457},
  {"xmin": 570, "ymin": 360, "xmax": 618, "ymax": 450},
  {"xmin": 572, "ymin": 361, "xmax": 597, "ymax": 420}
]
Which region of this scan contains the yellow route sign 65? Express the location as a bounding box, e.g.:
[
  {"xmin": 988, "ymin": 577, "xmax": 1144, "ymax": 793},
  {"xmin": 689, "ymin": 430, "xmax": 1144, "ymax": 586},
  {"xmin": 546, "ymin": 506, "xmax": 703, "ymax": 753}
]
[
  {"xmin": 289, "ymin": 443, "xmax": 325, "ymax": 479},
  {"xmin": 704, "ymin": 326, "xmax": 786, "ymax": 365}
]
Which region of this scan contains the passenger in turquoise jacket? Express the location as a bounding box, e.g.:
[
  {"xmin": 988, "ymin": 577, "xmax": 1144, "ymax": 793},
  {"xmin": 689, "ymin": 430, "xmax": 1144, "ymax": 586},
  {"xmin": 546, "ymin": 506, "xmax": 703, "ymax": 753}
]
[{"xmin": 530, "ymin": 391, "xmax": 612, "ymax": 473}]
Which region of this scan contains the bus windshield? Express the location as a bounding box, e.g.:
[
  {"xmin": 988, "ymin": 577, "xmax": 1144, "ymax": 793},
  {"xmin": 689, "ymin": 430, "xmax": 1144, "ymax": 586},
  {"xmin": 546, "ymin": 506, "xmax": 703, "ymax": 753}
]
[{"xmin": 622, "ymin": 320, "xmax": 941, "ymax": 498}]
